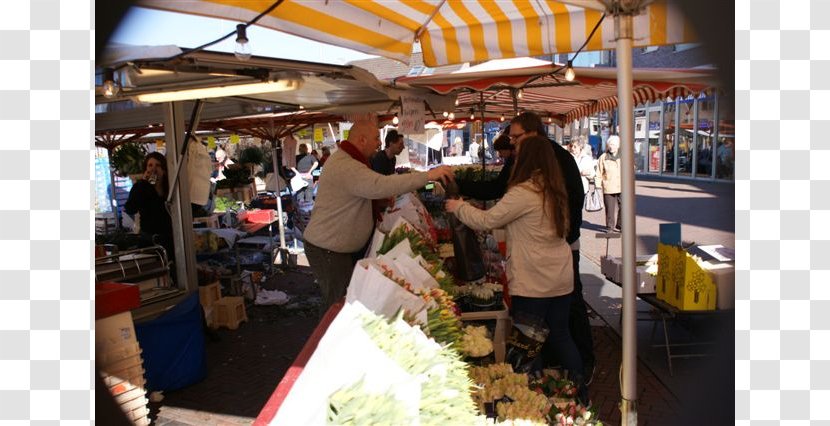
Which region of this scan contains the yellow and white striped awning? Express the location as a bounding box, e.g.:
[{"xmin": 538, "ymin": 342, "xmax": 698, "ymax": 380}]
[{"xmin": 139, "ymin": 0, "xmax": 697, "ymax": 67}]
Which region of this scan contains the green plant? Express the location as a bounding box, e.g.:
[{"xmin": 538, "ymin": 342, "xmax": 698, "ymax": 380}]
[
  {"xmin": 238, "ymin": 146, "xmax": 265, "ymax": 166},
  {"xmin": 109, "ymin": 142, "xmax": 147, "ymax": 177},
  {"xmin": 216, "ymin": 164, "xmax": 252, "ymax": 189}
]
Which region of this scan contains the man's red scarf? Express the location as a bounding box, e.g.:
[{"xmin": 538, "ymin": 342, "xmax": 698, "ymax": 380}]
[{"xmin": 339, "ymin": 140, "xmax": 384, "ymax": 221}]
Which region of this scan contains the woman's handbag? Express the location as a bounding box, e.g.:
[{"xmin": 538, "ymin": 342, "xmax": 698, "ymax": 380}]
[{"xmin": 584, "ymin": 181, "xmax": 604, "ymax": 212}]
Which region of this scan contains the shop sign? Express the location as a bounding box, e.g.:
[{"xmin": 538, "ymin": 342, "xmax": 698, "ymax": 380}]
[
  {"xmin": 313, "ymin": 127, "xmax": 324, "ymax": 143},
  {"xmin": 400, "ymin": 96, "xmax": 425, "ymax": 135}
]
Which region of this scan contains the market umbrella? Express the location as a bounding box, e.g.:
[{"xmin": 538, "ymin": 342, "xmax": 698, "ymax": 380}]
[{"xmin": 137, "ymin": 1, "xmax": 702, "ymax": 422}]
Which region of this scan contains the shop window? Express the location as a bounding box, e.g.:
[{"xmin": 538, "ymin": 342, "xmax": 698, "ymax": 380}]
[
  {"xmin": 716, "ymin": 95, "xmax": 735, "ymax": 180},
  {"xmin": 663, "ymin": 101, "xmax": 676, "ymax": 174},
  {"xmin": 696, "ymin": 97, "xmax": 716, "ymax": 177}
]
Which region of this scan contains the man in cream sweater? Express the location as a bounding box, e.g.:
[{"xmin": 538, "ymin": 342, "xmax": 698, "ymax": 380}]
[{"xmin": 303, "ymin": 120, "xmax": 454, "ymax": 312}]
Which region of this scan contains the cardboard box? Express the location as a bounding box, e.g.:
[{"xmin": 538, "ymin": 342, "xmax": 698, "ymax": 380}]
[
  {"xmin": 636, "ymin": 266, "xmax": 657, "ymax": 294},
  {"xmin": 702, "ymin": 261, "xmax": 735, "ymax": 310},
  {"xmin": 600, "ymin": 255, "xmax": 622, "ymax": 283},
  {"xmin": 96, "ymin": 311, "xmax": 138, "ymax": 354}
]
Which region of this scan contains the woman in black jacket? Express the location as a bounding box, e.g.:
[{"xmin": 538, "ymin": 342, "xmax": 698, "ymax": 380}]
[{"xmin": 124, "ymin": 152, "xmax": 174, "ymax": 261}]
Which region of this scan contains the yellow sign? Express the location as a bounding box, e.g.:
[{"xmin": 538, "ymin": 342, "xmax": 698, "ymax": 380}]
[
  {"xmin": 230, "ymin": 134, "xmax": 240, "ymax": 145},
  {"xmin": 155, "ymin": 139, "xmax": 164, "ymax": 149},
  {"xmin": 313, "ymin": 127, "xmax": 324, "ymax": 143},
  {"xmin": 342, "ymin": 129, "xmax": 350, "ymax": 141},
  {"xmin": 207, "ymin": 136, "xmax": 216, "ymax": 150}
]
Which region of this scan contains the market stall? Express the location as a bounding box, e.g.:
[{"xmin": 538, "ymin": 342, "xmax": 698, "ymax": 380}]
[{"xmin": 256, "ymin": 187, "xmax": 603, "ymax": 425}]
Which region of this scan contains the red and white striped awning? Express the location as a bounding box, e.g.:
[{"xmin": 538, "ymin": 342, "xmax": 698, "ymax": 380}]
[{"xmin": 396, "ymin": 60, "xmax": 716, "ymax": 124}]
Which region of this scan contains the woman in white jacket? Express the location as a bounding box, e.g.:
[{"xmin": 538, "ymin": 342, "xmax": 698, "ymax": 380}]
[
  {"xmin": 569, "ymin": 135, "xmax": 596, "ymax": 194},
  {"xmin": 445, "ymin": 135, "xmax": 588, "ymax": 405}
]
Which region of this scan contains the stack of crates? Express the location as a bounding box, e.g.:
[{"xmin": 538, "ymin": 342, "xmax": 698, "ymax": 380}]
[
  {"xmin": 96, "ymin": 311, "xmax": 150, "ymax": 425},
  {"xmin": 198, "ymin": 282, "xmax": 222, "ymax": 328}
]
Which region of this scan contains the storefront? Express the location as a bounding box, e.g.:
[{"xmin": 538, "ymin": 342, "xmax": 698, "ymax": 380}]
[{"xmin": 557, "ymin": 93, "xmax": 734, "ymax": 181}]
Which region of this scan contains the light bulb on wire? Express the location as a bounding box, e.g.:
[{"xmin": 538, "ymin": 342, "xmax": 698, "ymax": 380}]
[
  {"xmin": 500, "ymin": 114, "xmax": 505, "ymax": 122},
  {"xmin": 517, "ymin": 89, "xmax": 524, "ymax": 99},
  {"xmin": 102, "ymin": 68, "xmax": 119, "ymax": 98},
  {"xmin": 234, "ymin": 24, "xmax": 252, "ymax": 61},
  {"xmin": 454, "ymin": 98, "xmax": 460, "ymax": 106},
  {"xmin": 470, "ymin": 110, "xmax": 475, "ymax": 121},
  {"xmin": 443, "ymin": 111, "xmax": 449, "ymax": 118},
  {"xmin": 392, "ymin": 113, "xmax": 399, "ymax": 125},
  {"xmin": 448, "ymin": 112, "xmax": 455, "ymax": 120},
  {"xmin": 564, "ymin": 60, "xmax": 575, "ymax": 81}
]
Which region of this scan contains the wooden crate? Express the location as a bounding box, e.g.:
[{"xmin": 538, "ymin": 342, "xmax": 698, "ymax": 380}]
[
  {"xmin": 193, "ymin": 214, "xmax": 220, "ymax": 229},
  {"xmin": 198, "ymin": 282, "xmax": 222, "ymax": 309},
  {"xmin": 213, "ymin": 296, "xmax": 248, "ymax": 330}
]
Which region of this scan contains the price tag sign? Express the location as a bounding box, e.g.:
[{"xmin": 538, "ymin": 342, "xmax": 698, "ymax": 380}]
[
  {"xmin": 230, "ymin": 134, "xmax": 240, "ymax": 145},
  {"xmin": 207, "ymin": 136, "xmax": 216, "ymax": 150},
  {"xmin": 314, "ymin": 127, "xmax": 324, "ymax": 143},
  {"xmin": 400, "ymin": 96, "xmax": 425, "ymax": 135}
]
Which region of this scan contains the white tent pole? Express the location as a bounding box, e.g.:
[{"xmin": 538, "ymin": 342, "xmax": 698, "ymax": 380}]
[
  {"xmin": 614, "ymin": 11, "xmax": 638, "ymax": 426},
  {"xmin": 270, "ymin": 139, "xmax": 287, "ymax": 251}
]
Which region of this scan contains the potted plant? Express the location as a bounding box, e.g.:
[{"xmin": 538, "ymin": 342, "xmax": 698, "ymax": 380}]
[{"xmin": 110, "ymin": 142, "xmax": 148, "ymax": 182}]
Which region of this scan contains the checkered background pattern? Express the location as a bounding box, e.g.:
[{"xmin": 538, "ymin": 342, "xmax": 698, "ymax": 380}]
[
  {"xmin": 736, "ymin": 0, "xmax": 830, "ymax": 422},
  {"xmin": 0, "ymin": 0, "xmax": 825, "ymax": 423},
  {"xmin": 0, "ymin": 0, "xmax": 95, "ymax": 422}
]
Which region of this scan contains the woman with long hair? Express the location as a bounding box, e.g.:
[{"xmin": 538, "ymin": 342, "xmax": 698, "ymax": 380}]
[
  {"xmin": 445, "ymin": 135, "xmax": 588, "ymax": 404},
  {"xmin": 124, "ymin": 152, "xmax": 174, "ymax": 261}
]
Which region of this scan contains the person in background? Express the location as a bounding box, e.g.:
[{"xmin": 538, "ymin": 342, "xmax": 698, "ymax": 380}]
[
  {"xmin": 311, "ymin": 149, "xmax": 320, "ymax": 161},
  {"xmin": 469, "ymin": 138, "xmax": 480, "ymax": 162},
  {"xmin": 508, "ymin": 112, "xmax": 595, "ymax": 389},
  {"xmin": 569, "ymin": 135, "xmax": 596, "ymax": 194},
  {"xmin": 370, "ymin": 130, "xmax": 404, "ymax": 176},
  {"xmin": 597, "ymin": 135, "xmax": 622, "ymax": 232},
  {"xmin": 296, "ymin": 143, "xmax": 310, "ymax": 166},
  {"xmin": 445, "ymin": 135, "xmax": 588, "ymax": 406},
  {"xmin": 319, "ymin": 146, "xmax": 331, "ymax": 167},
  {"xmin": 303, "ymin": 120, "xmax": 454, "ymax": 312},
  {"xmin": 124, "ymin": 152, "xmax": 174, "ymax": 262},
  {"xmin": 296, "ymin": 147, "xmax": 319, "ymax": 203},
  {"xmin": 455, "ymin": 133, "xmax": 514, "ymax": 200}
]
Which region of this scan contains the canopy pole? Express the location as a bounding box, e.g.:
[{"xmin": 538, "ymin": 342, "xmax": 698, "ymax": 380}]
[
  {"xmin": 270, "ymin": 138, "xmax": 288, "ymax": 253},
  {"xmin": 615, "ymin": 11, "xmax": 638, "ymax": 426}
]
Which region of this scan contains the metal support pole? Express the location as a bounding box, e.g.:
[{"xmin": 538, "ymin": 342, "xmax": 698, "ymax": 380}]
[
  {"xmin": 107, "ymin": 148, "xmax": 122, "ymax": 230},
  {"xmin": 163, "ymin": 102, "xmax": 198, "ymax": 292},
  {"xmin": 270, "ymin": 138, "xmax": 288, "ymax": 265},
  {"xmin": 615, "ymin": 12, "xmax": 638, "ymax": 426}
]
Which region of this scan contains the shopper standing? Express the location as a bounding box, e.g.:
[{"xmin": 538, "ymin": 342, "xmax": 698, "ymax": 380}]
[
  {"xmin": 445, "ymin": 135, "xmax": 588, "ymax": 407},
  {"xmin": 124, "ymin": 152, "xmax": 174, "ymax": 262},
  {"xmin": 508, "ymin": 113, "xmax": 595, "ymax": 386},
  {"xmin": 569, "ymin": 135, "xmax": 596, "ymax": 194},
  {"xmin": 303, "ymin": 120, "xmax": 454, "ymax": 312},
  {"xmin": 597, "ymin": 135, "xmax": 622, "ymax": 232},
  {"xmin": 370, "ymin": 130, "xmax": 404, "ymax": 176}
]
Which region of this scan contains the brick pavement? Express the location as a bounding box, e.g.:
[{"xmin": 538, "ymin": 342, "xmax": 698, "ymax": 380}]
[{"xmin": 144, "ymin": 269, "xmax": 685, "ymax": 425}]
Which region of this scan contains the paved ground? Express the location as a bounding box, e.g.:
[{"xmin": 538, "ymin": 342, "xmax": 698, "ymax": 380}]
[{"xmin": 142, "ymin": 176, "xmax": 734, "ymax": 425}]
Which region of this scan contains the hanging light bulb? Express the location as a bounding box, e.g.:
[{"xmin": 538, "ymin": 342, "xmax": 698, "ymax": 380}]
[
  {"xmin": 500, "ymin": 114, "xmax": 505, "ymax": 122},
  {"xmin": 470, "ymin": 110, "xmax": 475, "ymax": 121},
  {"xmin": 547, "ymin": 116, "xmax": 553, "ymax": 123},
  {"xmin": 517, "ymin": 89, "xmax": 524, "ymax": 99},
  {"xmin": 454, "ymin": 98, "xmax": 460, "ymax": 106},
  {"xmin": 443, "ymin": 111, "xmax": 449, "ymax": 118},
  {"xmin": 234, "ymin": 24, "xmax": 252, "ymax": 61},
  {"xmin": 392, "ymin": 113, "xmax": 399, "ymax": 125},
  {"xmin": 448, "ymin": 112, "xmax": 455, "ymax": 120},
  {"xmin": 565, "ymin": 60, "xmax": 575, "ymax": 81},
  {"xmin": 102, "ymin": 68, "xmax": 118, "ymax": 98}
]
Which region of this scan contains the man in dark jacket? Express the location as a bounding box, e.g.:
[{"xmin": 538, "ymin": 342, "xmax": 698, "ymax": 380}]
[
  {"xmin": 508, "ymin": 112, "xmax": 595, "ymax": 385},
  {"xmin": 456, "ymin": 133, "xmax": 514, "ymax": 200}
]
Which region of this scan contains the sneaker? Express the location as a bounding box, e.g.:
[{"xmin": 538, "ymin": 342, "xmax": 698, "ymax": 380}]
[{"xmin": 584, "ymin": 363, "xmax": 596, "ymax": 386}]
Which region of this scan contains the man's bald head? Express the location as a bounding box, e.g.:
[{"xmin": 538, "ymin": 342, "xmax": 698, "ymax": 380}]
[{"xmin": 348, "ymin": 120, "xmax": 381, "ymax": 159}]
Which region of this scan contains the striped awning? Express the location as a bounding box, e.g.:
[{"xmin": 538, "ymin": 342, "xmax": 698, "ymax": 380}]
[
  {"xmin": 399, "ymin": 61, "xmax": 716, "ymax": 124},
  {"xmin": 139, "ymin": 0, "xmax": 697, "ymax": 67}
]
